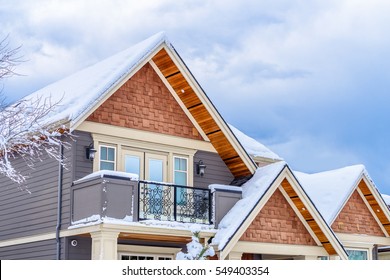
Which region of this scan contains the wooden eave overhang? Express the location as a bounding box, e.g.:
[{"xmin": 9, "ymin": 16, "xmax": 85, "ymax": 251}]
[
  {"xmin": 280, "ymin": 178, "xmax": 339, "ymax": 256},
  {"xmin": 357, "ymin": 178, "xmax": 390, "ymax": 236},
  {"xmin": 151, "ymin": 47, "xmax": 257, "ymax": 179}
]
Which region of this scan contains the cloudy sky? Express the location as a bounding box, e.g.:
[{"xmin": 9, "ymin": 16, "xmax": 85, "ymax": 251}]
[{"xmin": 1, "ymin": 0, "xmax": 390, "ymax": 195}]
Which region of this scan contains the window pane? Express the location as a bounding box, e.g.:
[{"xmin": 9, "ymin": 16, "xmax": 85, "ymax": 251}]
[
  {"xmin": 100, "ymin": 147, "xmax": 107, "ymax": 160},
  {"xmin": 347, "ymin": 250, "xmax": 367, "ymax": 260},
  {"xmin": 107, "ymin": 147, "xmax": 115, "ymax": 161},
  {"xmin": 149, "ymin": 159, "xmax": 163, "ymax": 182},
  {"xmin": 174, "ymin": 158, "xmax": 187, "ymax": 171},
  {"xmin": 174, "ymin": 157, "xmax": 180, "ymax": 170},
  {"xmin": 175, "ymin": 172, "xmax": 187, "ymax": 186},
  {"xmin": 180, "ymin": 158, "xmax": 187, "ymax": 171},
  {"xmin": 125, "ymin": 155, "xmax": 140, "ymax": 176},
  {"xmin": 100, "ymin": 161, "xmax": 115, "ymax": 171}
]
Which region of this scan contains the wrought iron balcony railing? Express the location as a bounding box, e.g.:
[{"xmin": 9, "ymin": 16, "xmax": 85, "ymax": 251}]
[{"xmin": 138, "ymin": 180, "xmax": 212, "ymax": 224}]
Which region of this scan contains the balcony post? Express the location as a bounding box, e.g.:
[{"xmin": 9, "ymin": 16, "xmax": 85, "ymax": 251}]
[
  {"xmin": 208, "ymin": 189, "xmax": 212, "ymax": 224},
  {"xmin": 173, "ymin": 185, "xmax": 177, "ymax": 222},
  {"xmin": 132, "ymin": 180, "xmax": 139, "ymax": 222}
]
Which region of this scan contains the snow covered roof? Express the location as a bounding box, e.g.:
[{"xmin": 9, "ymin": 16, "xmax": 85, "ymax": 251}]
[
  {"xmin": 229, "ymin": 124, "xmax": 282, "ymax": 161},
  {"xmin": 294, "ymin": 165, "xmax": 366, "ymax": 224},
  {"xmin": 16, "ymin": 32, "xmax": 169, "ymax": 129},
  {"xmin": 212, "ymin": 161, "xmax": 287, "ymax": 250}
]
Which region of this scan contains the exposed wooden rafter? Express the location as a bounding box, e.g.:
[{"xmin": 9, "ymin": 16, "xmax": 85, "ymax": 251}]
[
  {"xmin": 152, "ymin": 48, "xmax": 253, "ymax": 178},
  {"xmin": 280, "ymin": 178, "xmax": 338, "ymax": 255},
  {"xmin": 358, "ymin": 179, "xmax": 390, "ymax": 235}
]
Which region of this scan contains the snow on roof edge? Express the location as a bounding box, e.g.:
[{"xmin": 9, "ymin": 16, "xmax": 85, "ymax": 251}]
[
  {"xmin": 228, "ymin": 124, "xmax": 282, "ymax": 161},
  {"xmin": 294, "ymin": 165, "xmax": 366, "ymax": 224},
  {"xmin": 10, "ymin": 32, "xmax": 170, "ymax": 132},
  {"xmin": 212, "ymin": 161, "xmax": 287, "ymax": 251},
  {"xmin": 70, "ymin": 32, "xmax": 169, "ymax": 129}
]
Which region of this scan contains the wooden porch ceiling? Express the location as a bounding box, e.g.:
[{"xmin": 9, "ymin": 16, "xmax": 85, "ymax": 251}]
[
  {"xmin": 119, "ymin": 233, "xmax": 193, "ymax": 244},
  {"xmin": 281, "ymin": 179, "xmax": 338, "ymax": 256},
  {"xmin": 358, "ymin": 180, "xmax": 390, "ymax": 235},
  {"xmin": 152, "ymin": 48, "xmax": 252, "ymax": 179}
]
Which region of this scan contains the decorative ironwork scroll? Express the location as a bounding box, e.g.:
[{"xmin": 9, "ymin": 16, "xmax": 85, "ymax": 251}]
[{"xmin": 138, "ymin": 181, "xmax": 211, "ymax": 224}]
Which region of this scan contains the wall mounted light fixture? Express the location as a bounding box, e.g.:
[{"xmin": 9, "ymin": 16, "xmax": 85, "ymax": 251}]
[
  {"xmin": 86, "ymin": 144, "xmax": 97, "ymax": 161},
  {"xmin": 196, "ymin": 160, "xmax": 206, "ymax": 177}
]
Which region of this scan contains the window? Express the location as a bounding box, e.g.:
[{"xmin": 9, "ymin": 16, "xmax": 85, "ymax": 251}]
[
  {"xmin": 346, "ymin": 249, "xmax": 368, "ymax": 260},
  {"xmin": 120, "ymin": 253, "xmax": 172, "ymax": 260},
  {"xmin": 174, "ymin": 157, "xmax": 188, "ymax": 185},
  {"xmin": 174, "ymin": 157, "xmax": 188, "ymax": 205},
  {"xmin": 100, "ymin": 145, "xmax": 116, "ymax": 171}
]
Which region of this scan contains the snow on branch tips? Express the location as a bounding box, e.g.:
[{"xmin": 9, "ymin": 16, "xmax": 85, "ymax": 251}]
[
  {"xmin": 0, "ymin": 35, "xmax": 22, "ymax": 81},
  {"xmin": 176, "ymin": 231, "xmax": 215, "ymax": 260},
  {"xmin": 0, "ymin": 94, "xmax": 71, "ymax": 185}
]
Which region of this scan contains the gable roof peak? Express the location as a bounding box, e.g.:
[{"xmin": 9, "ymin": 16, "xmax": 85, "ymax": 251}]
[
  {"xmin": 295, "ymin": 164, "xmax": 367, "ymax": 224},
  {"xmin": 14, "ymin": 32, "xmax": 170, "ymax": 130}
]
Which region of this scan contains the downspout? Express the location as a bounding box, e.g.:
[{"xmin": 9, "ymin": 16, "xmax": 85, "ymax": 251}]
[{"xmin": 56, "ymin": 143, "xmax": 64, "ymax": 260}]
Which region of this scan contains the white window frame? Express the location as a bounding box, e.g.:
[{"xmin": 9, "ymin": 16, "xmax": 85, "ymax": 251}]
[
  {"xmin": 99, "ymin": 144, "xmax": 117, "ymax": 171},
  {"xmin": 346, "ymin": 247, "xmax": 370, "ymax": 260},
  {"xmin": 119, "ymin": 253, "xmax": 173, "ymax": 260},
  {"xmin": 117, "ymin": 244, "xmax": 180, "ymax": 260},
  {"xmin": 92, "ymin": 133, "xmax": 196, "ymax": 186},
  {"xmin": 173, "ymin": 156, "xmax": 188, "ymax": 186}
]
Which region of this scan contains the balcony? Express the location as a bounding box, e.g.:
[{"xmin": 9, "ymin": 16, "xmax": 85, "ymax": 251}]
[{"xmin": 70, "ymin": 173, "xmax": 214, "ymax": 226}]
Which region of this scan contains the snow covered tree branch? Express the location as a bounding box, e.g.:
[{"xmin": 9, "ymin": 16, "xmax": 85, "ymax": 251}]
[
  {"xmin": 0, "ymin": 36, "xmax": 71, "ymax": 185},
  {"xmin": 0, "ymin": 95, "xmax": 71, "ymax": 185},
  {"xmin": 0, "ymin": 35, "xmax": 22, "ymax": 81},
  {"xmin": 176, "ymin": 231, "xmax": 215, "ymax": 260}
]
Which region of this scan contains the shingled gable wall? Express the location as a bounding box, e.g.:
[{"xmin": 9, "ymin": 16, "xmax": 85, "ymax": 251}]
[
  {"xmin": 240, "ymin": 189, "xmax": 317, "ymax": 245},
  {"xmin": 332, "ymin": 190, "xmax": 385, "ymax": 236},
  {"xmin": 86, "ymin": 63, "xmax": 203, "ymax": 140}
]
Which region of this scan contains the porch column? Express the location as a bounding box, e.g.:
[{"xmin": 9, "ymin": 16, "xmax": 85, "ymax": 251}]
[
  {"xmin": 227, "ymin": 252, "xmax": 243, "ymax": 260},
  {"xmin": 90, "ymin": 230, "xmax": 120, "ymax": 260}
]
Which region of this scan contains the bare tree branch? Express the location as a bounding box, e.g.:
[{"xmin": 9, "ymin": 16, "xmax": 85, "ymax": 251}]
[
  {"xmin": 0, "ymin": 35, "xmax": 23, "ymax": 80},
  {"xmin": 0, "ymin": 37, "xmax": 72, "ymax": 186}
]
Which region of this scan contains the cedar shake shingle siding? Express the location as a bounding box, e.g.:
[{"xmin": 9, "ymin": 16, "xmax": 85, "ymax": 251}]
[
  {"xmin": 240, "ymin": 189, "xmax": 317, "ymax": 245},
  {"xmin": 332, "ymin": 190, "xmax": 385, "ymax": 236},
  {"xmin": 86, "ymin": 63, "xmax": 203, "ymax": 140}
]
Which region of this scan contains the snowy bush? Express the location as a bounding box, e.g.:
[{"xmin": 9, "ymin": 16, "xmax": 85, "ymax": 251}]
[{"xmin": 176, "ymin": 231, "xmax": 215, "ymax": 260}]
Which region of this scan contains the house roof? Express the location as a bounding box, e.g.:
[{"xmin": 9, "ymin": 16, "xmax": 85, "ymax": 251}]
[
  {"xmin": 17, "ymin": 32, "xmax": 169, "ymax": 128},
  {"xmin": 295, "ymin": 165, "xmax": 365, "ymax": 224},
  {"xmin": 14, "ymin": 32, "xmax": 257, "ymax": 178},
  {"xmin": 228, "ymin": 124, "xmax": 282, "ymax": 161},
  {"xmin": 212, "ymin": 161, "xmax": 286, "ymax": 250},
  {"xmin": 295, "ymin": 165, "xmax": 390, "ymax": 235},
  {"xmin": 212, "ymin": 161, "xmax": 347, "ymax": 259}
]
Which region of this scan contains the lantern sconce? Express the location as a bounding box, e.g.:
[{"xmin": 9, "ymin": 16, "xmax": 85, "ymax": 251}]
[
  {"xmin": 86, "ymin": 144, "xmax": 97, "ymax": 161},
  {"xmin": 196, "ymin": 160, "xmax": 206, "ymax": 177}
]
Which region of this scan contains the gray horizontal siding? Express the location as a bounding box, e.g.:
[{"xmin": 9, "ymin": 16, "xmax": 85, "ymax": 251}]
[
  {"xmin": 194, "ymin": 150, "xmax": 235, "ymax": 188},
  {"xmin": 0, "ymin": 136, "xmax": 75, "ymax": 241},
  {"xmin": 65, "ymin": 236, "xmax": 91, "ymax": 260},
  {"xmin": 73, "ymin": 131, "xmax": 93, "ymax": 181},
  {"xmin": 0, "ymin": 238, "xmax": 60, "ymax": 260}
]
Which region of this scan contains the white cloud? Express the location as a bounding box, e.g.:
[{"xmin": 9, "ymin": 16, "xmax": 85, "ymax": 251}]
[{"xmin": 2, "ymin": 0, "xmax": 390, "ymax": 193}]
